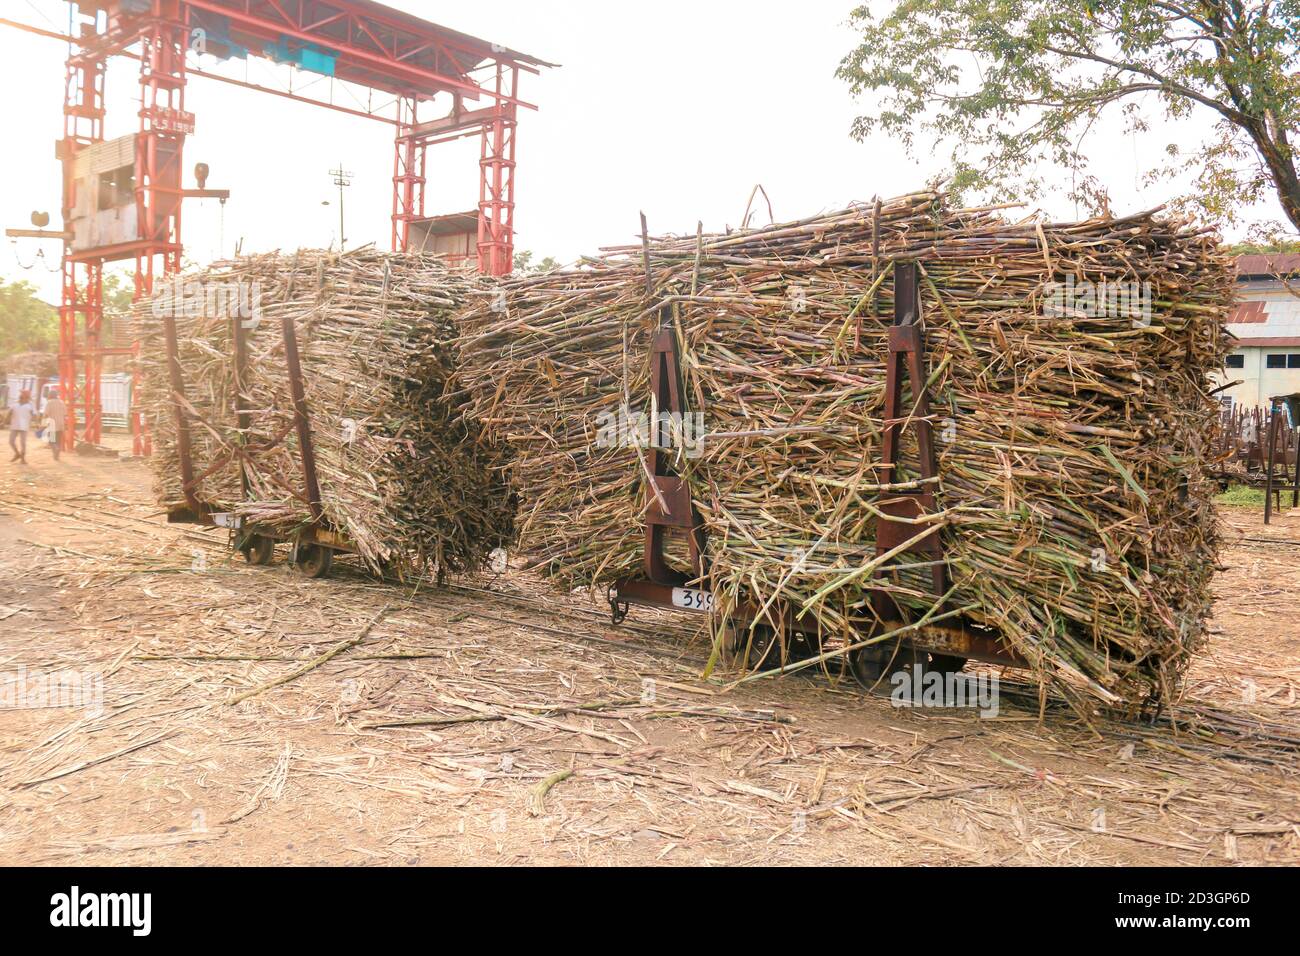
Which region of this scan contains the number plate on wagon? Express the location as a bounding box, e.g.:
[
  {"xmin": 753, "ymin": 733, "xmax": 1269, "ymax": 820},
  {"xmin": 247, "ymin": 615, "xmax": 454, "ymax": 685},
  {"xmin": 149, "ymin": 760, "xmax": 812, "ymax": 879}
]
[{"xmin": 671, "ymin": 587, "xmax": 715, "ymax": 613}]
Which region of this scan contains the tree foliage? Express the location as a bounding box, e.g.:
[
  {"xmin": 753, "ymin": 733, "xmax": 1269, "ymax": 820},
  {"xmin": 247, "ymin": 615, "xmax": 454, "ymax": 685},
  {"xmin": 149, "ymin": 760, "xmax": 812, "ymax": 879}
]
[
  {"xmin": 1223, "ymin": 237, "xmax": 1300, "ymax": 254},
  {"xmin": 513, "ymin": 250, "xmax": 561, "ymax": 275},
  {"xmin": 0, "ymin": 278, "xmax": 58, "ymax": 360},
  {"xmin": 838, "ymin": 1, "xmax": 1300, "ymax": 232},
  {"xmin": 102, "ymin": 270, "xmax": 136, "ymax": 315}
]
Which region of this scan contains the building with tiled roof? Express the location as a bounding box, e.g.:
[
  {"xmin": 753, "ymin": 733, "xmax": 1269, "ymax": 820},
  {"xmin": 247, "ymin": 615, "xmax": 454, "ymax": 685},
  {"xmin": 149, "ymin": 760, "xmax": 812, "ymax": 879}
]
[{"xmin": 1214, "ymin": 253, "xmax": 1300, "ymax": 412}]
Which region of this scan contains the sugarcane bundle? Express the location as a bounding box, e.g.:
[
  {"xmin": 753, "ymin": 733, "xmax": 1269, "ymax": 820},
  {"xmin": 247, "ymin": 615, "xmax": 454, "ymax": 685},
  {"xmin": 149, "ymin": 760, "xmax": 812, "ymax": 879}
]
[
  {"xmin": 452, "ymin": 190, "xmax": 1233, "ymax": 710},
  {"xmin": 136, "ymin": 248, "xmax": 514, "ymax": 576},
  {"xmin": 2, "ymin": 352, "xmax": 58, "ymax": 377}
]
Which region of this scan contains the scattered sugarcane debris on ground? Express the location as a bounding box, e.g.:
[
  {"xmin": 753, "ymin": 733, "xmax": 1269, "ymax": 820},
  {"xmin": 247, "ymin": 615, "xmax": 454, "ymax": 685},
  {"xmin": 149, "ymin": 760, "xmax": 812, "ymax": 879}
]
[
  {"xmin": 136, "ymin": 248, "xmax": 515, "ymax": 577},
  {"xmin": 454, "ymin": 189, "xmax": 1234, "ymax": 714},
  {"xmin": 0, "ymin": 457, "xmax": 1297, "ymax": 865}
]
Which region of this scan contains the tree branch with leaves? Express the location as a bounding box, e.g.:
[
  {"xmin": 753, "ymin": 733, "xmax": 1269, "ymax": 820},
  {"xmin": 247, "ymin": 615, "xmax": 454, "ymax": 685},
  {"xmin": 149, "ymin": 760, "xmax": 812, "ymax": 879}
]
[
  {"xmin": 0, "ymin": 278, "xmax": 58, "ymax": 362},
  {"xmin": 838, "ymin": 0, "xmax": 1300, "ymax": 232}
]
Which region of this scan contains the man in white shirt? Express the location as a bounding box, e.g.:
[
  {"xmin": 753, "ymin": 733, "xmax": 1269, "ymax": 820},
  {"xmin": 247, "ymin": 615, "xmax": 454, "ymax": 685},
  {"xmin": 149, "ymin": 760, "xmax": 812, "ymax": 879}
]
[
  {"xmin": 43, "ymin": 393, "xmax": 67, "ymax": 461},
  {"xmin": 9, "ymin": 390, "xmax": 36, "ymax": 464}
]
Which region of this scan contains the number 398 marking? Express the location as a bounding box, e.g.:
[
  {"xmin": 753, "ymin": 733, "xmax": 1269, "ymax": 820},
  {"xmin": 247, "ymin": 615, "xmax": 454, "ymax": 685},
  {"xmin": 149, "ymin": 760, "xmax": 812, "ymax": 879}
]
[{"xmin": 671, "ymin": 587, "xmax": 715, "ymax": 613}]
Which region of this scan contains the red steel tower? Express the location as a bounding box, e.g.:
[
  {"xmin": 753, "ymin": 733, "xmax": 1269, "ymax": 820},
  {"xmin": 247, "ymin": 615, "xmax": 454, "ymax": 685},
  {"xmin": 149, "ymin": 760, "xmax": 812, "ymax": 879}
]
[{"xmin": 3, "ymin": 0, "xmax": 551, "ymax": 453}]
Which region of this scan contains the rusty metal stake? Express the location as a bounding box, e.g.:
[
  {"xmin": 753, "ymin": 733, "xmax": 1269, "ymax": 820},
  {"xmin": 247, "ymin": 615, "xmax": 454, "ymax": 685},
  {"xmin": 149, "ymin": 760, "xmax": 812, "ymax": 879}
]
[
  {"xmin": 1292, "ymin": 425, "xmax": 1300, "ymax": 509},
  {"xmin": 160, "ymin": 308, "xmax": 203, "ymax": 517},
  {"xmin": 1265, "ymin": 398, "xmax": 1280, "ymax": 525},
  {"xmin": 232, "ymin": 309, "xmax": 252, "ymax": 500},
  {"xmin": 873, "ymin": 261, "xmax": 944, "ymax": 605},
  {"xmin": 280, "ymin": 312, "xmax": 324, "ymax": 525}
]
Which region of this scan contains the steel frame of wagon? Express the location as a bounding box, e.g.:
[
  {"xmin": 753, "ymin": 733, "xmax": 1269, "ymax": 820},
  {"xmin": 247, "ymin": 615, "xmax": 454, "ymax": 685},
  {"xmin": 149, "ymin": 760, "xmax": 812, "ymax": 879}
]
[{"xmin": 159, "ymin": 296, "xmax": 355, "ymax": 577}]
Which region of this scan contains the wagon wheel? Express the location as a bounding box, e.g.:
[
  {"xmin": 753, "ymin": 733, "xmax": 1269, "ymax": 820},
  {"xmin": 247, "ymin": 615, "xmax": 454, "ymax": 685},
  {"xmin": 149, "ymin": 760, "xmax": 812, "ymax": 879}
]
[
  {"xmin": 849, "ymin": 640, "xmax": 925, "ymax": 692},
  {"xmin": 295, "ymin": 542, "xmax": 333, "ymax": 579},
  {"xmin": 851, "ymin": 639, "xmax": 967, "ymax": 693},
  {"xmin": 848, "ymin": 644, "xmax": 887, "ymax": 690},
  {"xmin": 783, "ymin": 631, "xmax": 822, "ymax": 668},
  {"xmin": 736, "ymin": 623, "xmax": 818, "ymax": 673},
  {"xmin": 728, "ymin": 623, "xmax": 773, "ymax": 671},
  {"xmin": 239, "ymin": 534, "xmax": 275, "ymax": 566},
  {"xmin": 851, "ymin": 627, "xmax": 963, "ymax": 688},
  {"xmin": 927, "ymin": 653, "xmax": 968, "ymax": 675}
]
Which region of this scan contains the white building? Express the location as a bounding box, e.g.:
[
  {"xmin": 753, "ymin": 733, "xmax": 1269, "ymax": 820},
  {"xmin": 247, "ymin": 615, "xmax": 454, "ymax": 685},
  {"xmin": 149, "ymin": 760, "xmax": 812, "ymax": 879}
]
[{"xmin": 1216, "ymin": 253, "xmax": 1300, "ymax": 411}]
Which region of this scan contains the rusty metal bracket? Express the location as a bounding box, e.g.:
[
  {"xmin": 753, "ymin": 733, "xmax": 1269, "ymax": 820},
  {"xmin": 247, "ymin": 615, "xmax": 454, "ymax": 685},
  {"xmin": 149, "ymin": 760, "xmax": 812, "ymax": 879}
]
[
  {"xmin": 642, "ymin": 322, "xmax": 707, "ymax": 582},
  {"xmin": 873, "ymin": 261, "xmax": 946, "ymax": 607},
  {"xmin": 610, "ymin": 300, "xmax": 710, "ymax": 614},
  {"xmin": 232, "ymin": 307, "xmax": 252, "ymax": 501},
  {"xmin": 160, "ymin": 308, "xmax": 205, "ymax": 518},
  {"xmin": 280, "ymin": 311, "xmax": 324, "ymax": 526}
]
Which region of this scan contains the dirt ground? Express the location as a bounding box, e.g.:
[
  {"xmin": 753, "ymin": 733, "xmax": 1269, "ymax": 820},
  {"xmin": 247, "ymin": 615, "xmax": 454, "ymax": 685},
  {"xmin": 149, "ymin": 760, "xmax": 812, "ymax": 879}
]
[{"xmin": 1, "ymin": 436, "xmax": 1298, "ymax": 866}]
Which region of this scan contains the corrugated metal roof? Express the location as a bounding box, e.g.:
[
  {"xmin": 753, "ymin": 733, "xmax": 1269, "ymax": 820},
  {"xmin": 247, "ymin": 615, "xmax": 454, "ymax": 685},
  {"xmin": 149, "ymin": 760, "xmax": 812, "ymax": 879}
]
[
  {"xmin": 1236, "ymin": 253, "xmax": 1300, "ymax": 279},
  {"xmin": 191, "ymin": 0, "xmax": 556, "ymax": 100},
  {"xmin": 355, "ymin": 0, "xmax": 557, "ymax": 69},
  {"xmin": 1230, "ymin": 301, "xmax": 1268, "ymax": 323}
]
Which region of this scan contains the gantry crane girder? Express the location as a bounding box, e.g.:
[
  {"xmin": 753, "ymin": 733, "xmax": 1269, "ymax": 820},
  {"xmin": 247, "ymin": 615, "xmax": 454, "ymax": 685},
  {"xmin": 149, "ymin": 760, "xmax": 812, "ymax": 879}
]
[{"xmin": 4, "ymin": 0, "xmax": 551, "ymax": 451}]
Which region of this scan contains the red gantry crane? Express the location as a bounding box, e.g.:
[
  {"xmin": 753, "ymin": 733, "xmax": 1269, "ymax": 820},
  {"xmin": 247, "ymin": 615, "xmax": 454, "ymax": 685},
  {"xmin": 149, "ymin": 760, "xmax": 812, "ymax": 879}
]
[{"xmin": 2, "ymin": 0, "xmax": 552, "ymax": 454}]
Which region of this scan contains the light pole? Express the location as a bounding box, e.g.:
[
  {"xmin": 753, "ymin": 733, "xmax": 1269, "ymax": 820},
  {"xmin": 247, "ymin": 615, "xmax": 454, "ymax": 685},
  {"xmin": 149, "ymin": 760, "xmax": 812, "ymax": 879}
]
[{"xmin": 329, "ymin": 163, "xmax": 354, "ymax": 250}]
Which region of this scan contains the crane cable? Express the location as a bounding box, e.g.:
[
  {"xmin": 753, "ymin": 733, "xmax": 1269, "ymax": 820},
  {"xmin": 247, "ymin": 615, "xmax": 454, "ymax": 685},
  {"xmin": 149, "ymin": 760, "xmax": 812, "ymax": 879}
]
[{"xmin": 10, "ymin": 240, "xmax": 62, "ymax": 273}]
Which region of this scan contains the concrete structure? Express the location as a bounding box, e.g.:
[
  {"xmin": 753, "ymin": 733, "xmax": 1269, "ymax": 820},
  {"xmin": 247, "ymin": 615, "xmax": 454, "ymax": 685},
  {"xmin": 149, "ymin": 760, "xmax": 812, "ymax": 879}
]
[{"xmin": 1214, "ymin": 253, "xmax": 1300, "ymax": 413}]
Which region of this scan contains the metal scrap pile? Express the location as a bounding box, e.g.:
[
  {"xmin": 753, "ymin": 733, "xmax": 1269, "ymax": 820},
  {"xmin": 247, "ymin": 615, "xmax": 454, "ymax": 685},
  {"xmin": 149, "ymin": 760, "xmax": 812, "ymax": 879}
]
[
  {"xmin": 453, "ymin": 190, "xmax": 1234, "ymax": 710},
  {"xmin": 136, "ymin": 248, "xmax": 514, "ymax": 576}
]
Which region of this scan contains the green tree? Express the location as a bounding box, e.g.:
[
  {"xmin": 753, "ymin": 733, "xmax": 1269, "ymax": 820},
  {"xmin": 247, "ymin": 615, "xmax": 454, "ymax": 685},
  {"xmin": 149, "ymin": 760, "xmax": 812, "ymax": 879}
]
[
  {"xmin": 100, "ymin": 269, "xmax": 138, "ymax": 345},
  {"xmin": 0, "ymin": 278, "xmax": 58, "ymax": 360},
  {"xmin": 512, "ymin": 250, "xmax": 561, "ymax": 275},
  {"xmin": 1223, "ymin": 238, "xmax": 1300, "ymax": 255},
  {"xmin": 102, "ymin": 270, "xmax": 136, "ymax": 314},
  {"xmin": 838, "ymin": 1, "xmax": 1300, "ymax": 231}
]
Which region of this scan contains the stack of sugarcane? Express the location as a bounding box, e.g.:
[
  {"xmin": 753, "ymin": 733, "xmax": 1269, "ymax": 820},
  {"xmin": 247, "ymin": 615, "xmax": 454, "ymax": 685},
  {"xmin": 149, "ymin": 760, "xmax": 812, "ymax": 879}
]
[
  {"xmin": 452, "ymin": 190, "xmax": 1234, "ymax": 710},
  {"xmin": 136, "ymin": 248, "xmax": 515, "ymax": 576},
  {"xmin": 2, "ymin": 352, "xmax": 58, "ymax": 377}
]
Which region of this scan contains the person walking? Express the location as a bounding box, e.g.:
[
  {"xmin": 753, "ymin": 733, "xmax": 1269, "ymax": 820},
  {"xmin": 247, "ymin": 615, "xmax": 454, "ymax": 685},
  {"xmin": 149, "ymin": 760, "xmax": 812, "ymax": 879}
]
[
  {"xmin": 43, "ymin": 392, "xmax": 67, "ymax": 461},
  {"xmin": 8, "ymin": 389, "xmax": 36, "ymax": 464}
]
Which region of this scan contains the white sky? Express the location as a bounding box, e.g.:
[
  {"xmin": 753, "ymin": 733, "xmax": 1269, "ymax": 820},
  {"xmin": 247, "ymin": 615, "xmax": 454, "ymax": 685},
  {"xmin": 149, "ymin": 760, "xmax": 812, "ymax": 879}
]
[{"xmin": 0, "ymin": 0, "xmax": 1290, "ymax": 303}]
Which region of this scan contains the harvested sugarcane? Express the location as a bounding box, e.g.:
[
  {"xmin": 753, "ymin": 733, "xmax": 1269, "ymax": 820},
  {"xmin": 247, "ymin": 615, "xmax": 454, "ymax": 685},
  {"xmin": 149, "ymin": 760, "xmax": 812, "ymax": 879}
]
[
  {"xmin": 136, "ymin": 248, "xmax": 515, "ymax": 577},
  {"xmin": 452, "ymin": 190, "xmax": 1234, "ymax": 712}
]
